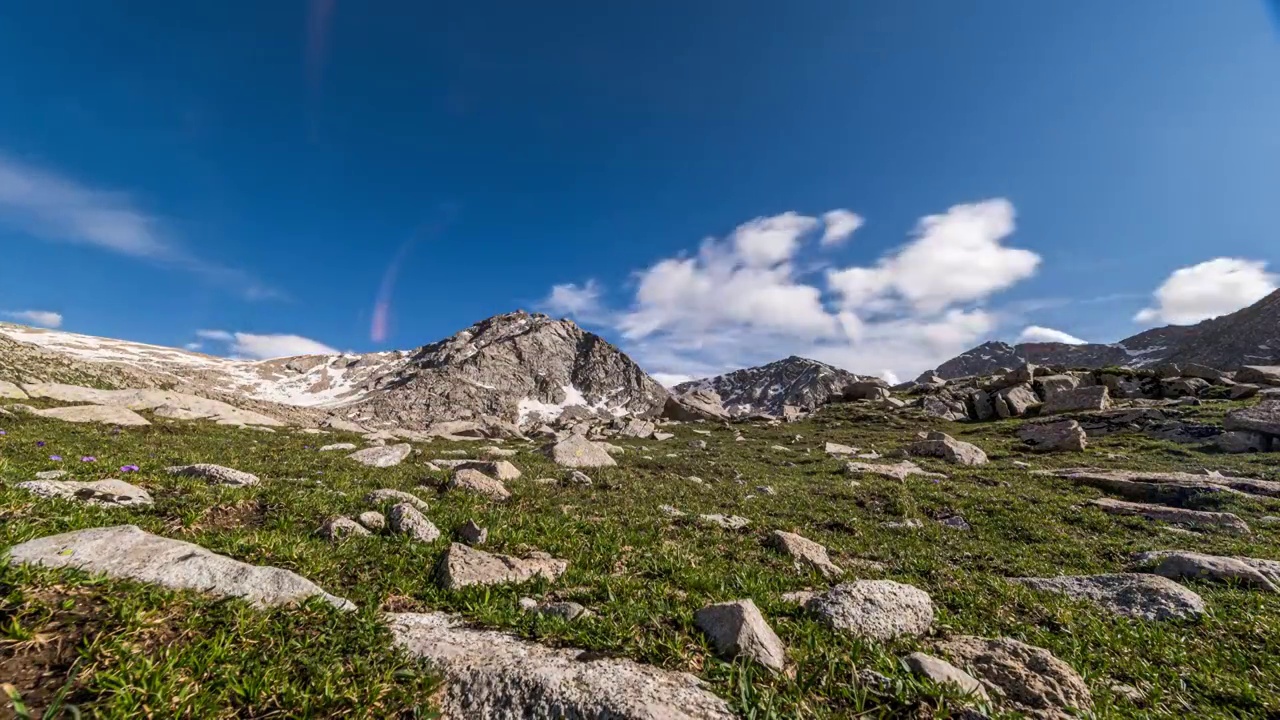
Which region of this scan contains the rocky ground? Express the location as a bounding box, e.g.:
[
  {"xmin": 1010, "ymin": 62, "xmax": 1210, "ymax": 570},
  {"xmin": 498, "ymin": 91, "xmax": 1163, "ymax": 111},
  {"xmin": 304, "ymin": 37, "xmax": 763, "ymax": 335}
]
[{"xmin": 4, "ymin": 390, "xmax": 1280, "ymax": 718}]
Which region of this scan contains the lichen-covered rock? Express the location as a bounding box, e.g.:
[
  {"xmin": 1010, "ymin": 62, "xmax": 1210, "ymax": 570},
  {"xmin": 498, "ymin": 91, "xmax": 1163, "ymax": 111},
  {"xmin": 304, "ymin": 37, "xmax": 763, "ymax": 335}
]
[
  {"xmin": 388, "ymin": 503, "xmax": 441, "ymax": 542},
  {"xmin": 543, "ymin": 435, "xmax": 617, "ymax": 468},
  {"xmin": 387, "ymin": 612, "xmax": 735, "ymax": 719},
  {"xmin": 1013, "ymin": 574, "xmax": 1205, "ymax": 620},
  {"xmin": 17, "ymin": 478, "xmax": 153, "ymax": 507},
  {"xmin": 449, "ymin": 468, "xmax": 512, "ymax": 501},
  {"xmin": 937, "ymin": 636, "xmax": 1092, "ymax": 719},
  {"xmin": 319, "ymin": 442, "xmax": 358, "ymax": 452},
  {"xmin": 457, "ymin": 520, "xmax": 488, "ymax": 545},
  {"xmin": 457, "ymin": 459, "xmax": 522, "ymax": 481},
  {"xmin": 805, "ymin": 580, "xmax": 934, "ymax": 640},
  {"xmin": 435, "ymin": 542, "xmax": 568, "ymax": 589},
  {"xmin": 698, "ymin": 514, "xmax": 751, "ymax": 530},
  {"xmin": 166, "ymin": 463, "xmax": 260, "ymax": 487},
  {"xmin": 903, "ymin": 652, "xmax": 989, "ymax": 700},
  {"xmin": 694, "ymin": 599, "xmax": 786, "ymax": 673},
  {"xmin": 901, "ymin": 432, "xmax": 988, "ymax": 466},
  {"xmin": 319, "ymin": 516, "xmax": 371, "ymax": 540},
  {"xmin": 9, "ymin": 525, "xmax": 352, "ymax": 609},
  {"xmin": 766, "ymin": 530, "xmax": 842, "ymax": 579},
  {"xmin": 347, "ymin": 443, "xmax": 412, "ymax": 467},
  {"xmin": 356, "ymin": 511, "xmax": 386, "ymax": 532}
]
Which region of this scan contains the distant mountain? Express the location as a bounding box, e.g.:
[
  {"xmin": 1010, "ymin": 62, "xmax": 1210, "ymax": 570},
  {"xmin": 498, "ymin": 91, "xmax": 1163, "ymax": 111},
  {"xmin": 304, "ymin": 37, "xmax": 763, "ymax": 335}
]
[
  {"xmin": 0, "ymin": 311, "xmax": 668, "ymax": 429},
  {"xmin": 935, "ymin": 289, "xmax": 1280, "ymax": 379},
  {"xmin": 673, "ymin": 356, "xmax": 876, "ymax": 417}
]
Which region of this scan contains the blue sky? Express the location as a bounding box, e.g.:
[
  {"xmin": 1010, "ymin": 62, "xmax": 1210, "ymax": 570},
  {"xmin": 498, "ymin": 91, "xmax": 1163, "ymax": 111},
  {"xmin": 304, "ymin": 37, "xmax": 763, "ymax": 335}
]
[{"xmin": 1, "ymin": 1, "xmax": 1278, "ymax": 383}]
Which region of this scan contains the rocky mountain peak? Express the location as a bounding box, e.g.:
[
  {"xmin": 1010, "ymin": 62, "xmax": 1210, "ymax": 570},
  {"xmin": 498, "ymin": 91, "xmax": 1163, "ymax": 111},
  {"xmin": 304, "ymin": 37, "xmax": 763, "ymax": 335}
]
[{"xmin": 674, "ymin": 355, "xmax": 875, "ymax": 417}]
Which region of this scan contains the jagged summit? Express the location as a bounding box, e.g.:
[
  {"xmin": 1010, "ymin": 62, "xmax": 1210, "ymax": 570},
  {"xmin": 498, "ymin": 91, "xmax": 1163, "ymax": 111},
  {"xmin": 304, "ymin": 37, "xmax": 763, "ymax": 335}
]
[{"xmin": 674, "ymin": 356, "xmax": 876, "ymax": 417}]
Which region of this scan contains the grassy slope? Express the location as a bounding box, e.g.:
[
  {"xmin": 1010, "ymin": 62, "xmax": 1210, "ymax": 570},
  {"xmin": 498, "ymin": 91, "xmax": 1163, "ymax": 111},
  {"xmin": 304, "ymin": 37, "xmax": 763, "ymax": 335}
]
[{"xmin": 2, "ymin": 397, "xmax": 1280, "ymax": 718}]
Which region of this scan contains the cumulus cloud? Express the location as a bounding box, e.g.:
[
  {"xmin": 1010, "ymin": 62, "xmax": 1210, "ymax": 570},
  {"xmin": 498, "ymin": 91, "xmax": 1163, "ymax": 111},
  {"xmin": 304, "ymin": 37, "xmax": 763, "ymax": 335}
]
[
  {"xmin": 651, "ymin": 372, "xmax": 696, "ymax": 388},
  {"xmin": 1134, "ymin": 258, "xmax": 1277, "ymax": 325},
  {"xmin": 552, "ymin": 199, "xmax": 1038, "ymax": 383},
  {"xmin": 1017, "ymin": 325, "xmax": 1087, "ymax": 345},
  {"xmin": 195, "ymin": 329, "xmax": 338, "ymax": 359},
  {"xmin": 0, "ymin": 153, "xmax": 278, "ymax": 299},
  {"xmin": 2, "ymin": 309, "xmax": 63, "ymax": 328},
  {"xmin": 820, "ymin": 209, "xmax": 864, "ymax": 247},
  {"xmin": 540, "ymin": 279, "xmax": 606, "ymax": 321}
]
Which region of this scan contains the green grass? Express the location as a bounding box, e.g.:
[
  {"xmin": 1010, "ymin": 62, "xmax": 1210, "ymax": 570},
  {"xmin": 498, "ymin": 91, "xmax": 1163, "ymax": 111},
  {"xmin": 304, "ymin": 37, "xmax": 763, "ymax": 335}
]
[{"xmin": 3, "ymin": 398, "xmax": 1280, "ymax": 718}]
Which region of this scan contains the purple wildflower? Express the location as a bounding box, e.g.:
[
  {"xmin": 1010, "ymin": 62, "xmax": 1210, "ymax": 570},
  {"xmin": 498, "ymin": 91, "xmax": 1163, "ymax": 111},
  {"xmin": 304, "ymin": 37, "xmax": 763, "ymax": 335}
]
[
  {"xmin": 0, "ymin": 430, "xmax": 6, "ymax": 436},
  {"xmin": 37, "ymin": 440, "xmax": 46, "ymax": 447},
  {"xmin": 50, "ymin": 455, "xmax": 63, "ymax": 462},
  {"xmin": 81, "ymin": 456, "xmax": 97, "ymax": 463},
  {"xmin": 120, "ymin": 464, "xmax": 140, "ymax": 473}
]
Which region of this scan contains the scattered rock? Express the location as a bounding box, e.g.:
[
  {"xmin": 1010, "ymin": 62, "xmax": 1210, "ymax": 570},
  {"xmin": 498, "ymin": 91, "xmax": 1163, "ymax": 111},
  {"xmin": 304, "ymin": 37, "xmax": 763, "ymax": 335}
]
[
  {"xmin": 347, "ymin": 443, "xmax": 412, "ymax": 468},
  {"xmin": 457, "ymin": 520, "xmax": 488, "ymax": 545},
  {"xmin": 1012, "ymin": 574, "xmax": 1205, "ymax": 620},
  {"xmin": 449, "ymin": 468, "xmax": 512, "ymax": 501},
  {"xmin": 805, "ymin": 580, "xmax": 934, "ymax": 640},
  {"xmin": 387, "ymin": 612, "xmax": 735, "ymax": 719},
  {"xmin": 1231, "ymin": 384, "xmax": 1261, "ymax": 400},
  {"xmin": 995, "ymin": 383, "xmax": 1041, "ymax": 418},
  {"xmin": 688, "ymin": 439, "xmax": 708, "ymax": 450},
  {"xmin": 17, "ymin": 478, "xmax": 153, "ymax": 507},
  {"xmin": 619, "ymin": 418, "xmax": 657, "ymax": 439},
  {"xmin": 940, "ymin": 515, "xmax": 972, "ymax": 531},
  {"xmin": 694, "ymin": 599, "xmax": 787, "ymax": 673},
  {"xmin": 883, "ymin": 518, "xmax": 925, "ymax": 530},
  {"xmin": 544, "ymin": 435, "xmax": 617, "ymax": 468},
  {"xmin": 9, "ymin": 525, "xmax": 352, "ymax": 609},
  {"xmin": 903, "ymin": 652, "xmax": 989, "ymax": 700},
  {"xmin": 363, "ymin": 488, "xmax": 430, "ymax": 513},
  {"xmin": 388, "ymin": 503, "xmax": 442, "ymax": 542},
  {"xmin": 766, "ymin": 530, "xmax": 843, "ymax": 579},
  {"xmin": 1041, "ymin": 385, "xmax": 1111, "ymax": 415},
  {"xmin": 1236, "ymin": 365, "xmax": 1280, "ymax": 386},
  {"xmin": 319, "ymin": 442, "xmax": 358, "ymax": 452},
  {"xmin": 1089, "ymin": 498, "xmax": 1250, "ymax": 533},
  {"xmin": 1017, "ymin": 420, "xmax": 1087, "ymax": 453},
  {"xmin": 457, "ymin": 459, "xmax": 522, "ymax": 481},
  {"xmin": 166, "ymin": 463, "xmax": 260, "ymax": 487},
  {"xmin": 1216, "ymin": 430, "xmax": 1271, "ymax": 454},
  {"xmin": 567, "ymin": 470, "xmax": 594, "ymax": 486},
  {"xmin": 659, "ymin": 504, "xmax": 685, "ymax": 518},
  {"xmin": 35, "ymin": 404, "xmax": 151, "ymax": 426},
  {"xmin": 1224, "ymin": 399, "xmax": 1280, "ymax": 438},
  {"xmin": 481, "ymin": 446, "xmax": 518, "ymax": 458},
  {"xmin": 1131, "ymin": 550, "xmax": 1280, "ymax": 592},
  {"xmin": 846, "ymin": 460, "xmax": 944, "ymax": 481},
  {"xmin": 523, "ymin": 599, "xmax": 592, "ymax": 621},
  {"xmin": 152, "ymin": 404, "xmax": 212, "ymax": 420},
  {"xmin": 319, "ymin": 516, "xmax": 371, "ymax": 540},
  {"xmin": 0, "ymin": 379, "xmax": 28, "ymax": 399},
  {"xmin": 435, "ymin": 542, "xmax": 568, "ymax": 589},
  {"xmin": 653, "ymin": 432, "xmax": 675, "ymax": 441},
  {"xmin": 33, "ymin": 470, "xmax": 67, "ymax": 480},
  {"xmin": 901, "ymin": 432, "xmax": 989, "ymax": 466},
  {"xmin": 936, "ymin": 636, "xmax": 1092, "ymax": 720},
  {"xmin": 356, "ymin": 511, "xmax": 386, "ymax": 532},
  {"xmin": 698, "ymin": 514, "xmax": 750, "ymax": 530},
  {"xmin": 825, "ymin": 442, "xmax": 857, "ymax": 456},
  {"xmin": 780, "ymin": 590, "xmax": 818, "ymax": 605}
]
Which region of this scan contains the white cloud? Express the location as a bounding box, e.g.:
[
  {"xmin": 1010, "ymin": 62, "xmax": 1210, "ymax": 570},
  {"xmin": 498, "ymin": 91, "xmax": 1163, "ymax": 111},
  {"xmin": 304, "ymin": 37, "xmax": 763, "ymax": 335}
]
[
  {"xmin": 0, "ymin": 153, "xmax": 277, "ymax": 299},
  {"xmin": 2, "ymin": 309, "xmax": 63, "ymax": 328},
  {"xmin": 1016, "ymin": 325, "xmax": 1087, "ymax": 345},
  {"xmin": 195, "ymin": 329, "xmax": 338, "ymax": 359},
  {"xmin": 651, "ymin": 372, "xmax": 696, "ymax": 388},
  {"xmin": 561, "ymin": 200, "xmax": 1038, "ymax": 382},
  {"xmin": 540, "ymin": 279, "xmax": 605, "ymax": 321},
  {"xmin": 820, "ymin": 209, "xmax": 864, "ymax": 247},
  {"xmin": 1134, "ymin": 258, "xmax": 1277, "ymax": 325}
]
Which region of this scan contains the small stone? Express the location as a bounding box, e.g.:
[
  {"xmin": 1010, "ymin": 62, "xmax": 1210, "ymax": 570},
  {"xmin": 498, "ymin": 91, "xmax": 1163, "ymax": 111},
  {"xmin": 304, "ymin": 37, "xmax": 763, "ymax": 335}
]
[
  {"xmin": 319, "ymin": 442, "xmax": 357, "ymax": 451},
  {"xmin": 805, "ymin": 580, "xmax": 934, "ymax": 640},
  {"xmin": 698, "ymin": 514, "xmax": 750, "ymax": 530},
  {"xmin": 33, "ymin": 470, "xmax": 68, "ymax": 480},
  {"xmin": 347, "ymin": 443, "xmax": 412, "ymax": 467},
  {"xmin": 319, "ymin": 516, "xmax": 371, "ymax": 540},
  {"xmin": 356, "ymin": 511, "xmax": 386, "ymax": 531},
  {"xmin": 458, "ymin": 459, "xmax": 522, "ymax": 481},
  {"xmin": 543, "ymin": 435, "xmax": 617, "ymax": 468},
  {"xmin": 845, "ymin": 460, "xmax": 944, "ymax": 481},
  {"xmin": 766, "ymin": 530, "xmax": 843, "ymax": 579},
  {"xmin": 658, "ymin": 504, "xmax": 685, "ymax": 518},
  {"xmin": 527, "ymin": 600, "xmax": 592, "ymax": 621},
  {"xmin": 882, "ymin": 518, "xmax": 924, "ymax": 530},
  {"xmin": 756, "ymin": 485, "xmax": 777, "ymax": 496},
  {"xmin": 940, "ymin": 515, "xmax": 971, "ymax": 531},
  {"xmin": 166, "ymin": 463, "xmax": 260, "ymax": 487},
  {"xmin": 388, "ymin": 503, "xmax": 442, "ymax": 542},
  {"xmin": 825, "ymin": 442, "xmax": 857, "ymax": 456},
  {"xmin": 653, "ymin": 432, "xmax": 675, "ymax": 441},
  {"xmin": 694, "ymin": 599, "xmax": 787, "ymax": 673},
  {"xmin": 449, "ymin": 468, "xmax": 512, "ymax": 501},
  {"xmin": 903, "ymin": 652, "xmax": 989, "ymax": 700},
  {"xmin": 457, "ymin": 520, "xmax": 488, "ymax": 545},
  {"xmin": 364, "ymin": 488, "xmax": 430, "ymax": 513},
  {"xmin": 780, "ymin": 590, "xmax": 818, "ymax": 605},
  {"xmin": 689, "ymin": 439, "xmax": 708, "ymax": 450},
  {"xmin": 567, "ymin": 470, "xmax": 594, "ymax": 486},
  {"xmin": 482, "ymin": 446, "xmax": 519, "ymax": 458}
]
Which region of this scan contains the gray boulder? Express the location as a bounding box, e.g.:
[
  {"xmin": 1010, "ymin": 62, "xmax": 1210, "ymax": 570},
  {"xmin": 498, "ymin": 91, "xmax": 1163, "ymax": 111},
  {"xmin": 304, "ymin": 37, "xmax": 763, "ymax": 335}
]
[
  {"xmin": 347, "ymin": 443, "xmax": 413, "ymax": 467},
  {"xmin": 166, "ymin": 463, "xmax": 260, "ymax": 487},
  {"xmin": 1216, "ymin": 430, "xmax": 1271, "ymax": 454},
  {"xmin": 995, "ymin": 384, "xmax": 1041, "ymax": 418},
  {"xmin": 1224, "ymin": 399, "xmax": 1280, "ymax": 438},
  {"xmin": 619, "ymin": 418, "xmax": 657, "ymax": 439},
  {"xmin": 457, "ymin": 520, "xmax": 488, "ymax": 545},
  {"xmin": 1236, "ymin": 365, "xmax": 1280, "ymax": 386},
  {"xmin": 903, "ymin": 652, "xmax": 989, "ymax": 700},
  {"xmin": 694, "ymin": 599, "xmax": 787, "ymax": 673},
  {"xmin": 805, "ymin": 580, "xmax": 934, "ymax": 640},
  {"xmin": 901, "ymin": 432, "xmax": 989, "ymax": 466},
  {"xmin": 449, "ymin": 468, "xmax": 512, "ymax": 501},
  {"xmin": 1036, "ymin": 374, "xmax": 1080, "ymax": 399},
  {"xmin": 1042, "ymin": 385, "xmax": 1111, "ymax": 415},
  {"xmin": 436, "ymin": 542, "xmax": 568, "ymax": 589},
  {"xmin": 1132, "ymin": 550, "xmax": 1280, "ymax": 593},
  {"xmin": 1089, "ymin": 498, "xmax": 1249, "ymax": 533},
  {"xmin": 319, "ymin": 516, "xmax": 371, "ymax": 540},
  {"xmin": 1013, "ymin": 574, "xmax": 1205, "ymax": 620},
  {"xmin": 968, "ymin": 390, "xmax": 995, "ymax": 421},
  {"xmin": 387, "ymin": 612, "xmax": 734, "ymax": 719},
  {"xmin": 388, "ymin": 503, "xmax": 442, "ymax": 542},
  {"xmin": 457, "ymin": 459, "xmax": 522, "ymax": 481},
  {"xmin": 1017, "ymin": 419, "xmax": 1087, "ymax": 452},
  {"xmin": 8, "ymin": 525, "xmax": 352, "ymax": 609},
  {"xmin": 663, "ymin": 388, "xmax": 729, "ymax": 422},
  {"xmin": 356, "ymin": 511, "xmax": 386, "ymax": 532},
  {"xmin": 543, "ymin": 435, "xmax": 617, "ymax": 468},
  {"xmin": 17, "ymin": 478, "xmax": 153, "ymax": 507}
]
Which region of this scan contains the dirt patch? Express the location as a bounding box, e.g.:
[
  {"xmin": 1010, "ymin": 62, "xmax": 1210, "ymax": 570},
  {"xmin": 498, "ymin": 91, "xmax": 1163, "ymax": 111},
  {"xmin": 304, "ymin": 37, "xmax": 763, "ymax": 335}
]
[
  {"xmin": 0, "ymin": 586, "xmax": 99, "ymax": 717},
  {"xmin": 184, "ymin": 499, "xmax": 270, "ymax": 533}
]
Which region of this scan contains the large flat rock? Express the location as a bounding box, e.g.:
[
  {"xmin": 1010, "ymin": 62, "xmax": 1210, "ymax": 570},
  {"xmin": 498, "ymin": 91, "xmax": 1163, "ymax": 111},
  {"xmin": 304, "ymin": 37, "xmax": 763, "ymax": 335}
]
[
  {"xmin": 7, "ymin": 525, "xmax": 352, "ymax": 609},
  {"xmin": 1089, "ymin": 498, "xmax": 1250, "ymax": 533},
  {"xmin": 435, "ymin": 542, "xmax": 567, "ymax": 589},
  {"xmin": 388, "ymin": 612, "xmax": 734, "ymax": 719},
  {"xmin": 16, "ymin": 478, "xmax": 153, "ymax": 507},
  {"xmin": 35, "ymin": 404, "xmax": 151, "ymax": 426},
  {"xmin": 1013, "ymin": 574, "xmax": 1205, "ymax": 621},
  {"xmin": 1224, "ymin": 399, "xmax": 1280, "ymax": 437},
  {"xmin": 21, "ymin": 383, "xmax": 282, "ymax": 426}
]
